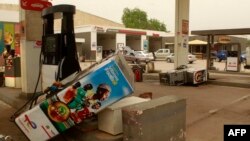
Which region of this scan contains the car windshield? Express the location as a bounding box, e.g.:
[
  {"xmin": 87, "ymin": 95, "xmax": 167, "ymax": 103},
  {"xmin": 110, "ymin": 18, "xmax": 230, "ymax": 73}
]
[{"xmin": 219, "ymin": 50, "xmax": 227, "ymax": 53}]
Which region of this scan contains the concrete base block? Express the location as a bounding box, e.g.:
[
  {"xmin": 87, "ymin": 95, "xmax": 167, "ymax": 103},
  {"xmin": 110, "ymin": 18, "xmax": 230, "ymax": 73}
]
[
  {"xmin": 98, "ymin": 96, "xmax": 150, "ymax": 135},
  {"xmin": 122, "ymin": 95, "xmax": 186, "ymax": 141},
  {"xmin": 5, "ymin": 77, "xmax": 22, "ymax": 88},
  {"xmin": 145, "ymin": 62, "xmax": 155, "ymax": 73}
]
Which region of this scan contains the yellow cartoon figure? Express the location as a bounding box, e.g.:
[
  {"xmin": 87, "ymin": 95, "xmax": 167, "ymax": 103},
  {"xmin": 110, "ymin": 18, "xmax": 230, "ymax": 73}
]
[{"xmin": 4, "ymin": 32, "xmax": 13, "ymax": 45}]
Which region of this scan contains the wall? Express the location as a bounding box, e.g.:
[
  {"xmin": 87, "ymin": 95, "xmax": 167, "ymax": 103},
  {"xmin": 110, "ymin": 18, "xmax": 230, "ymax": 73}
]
[
  {"xmin": 149, "ymin": 37, "xmax": 162, "ymax": 52},
  {"xmin": 54, "ymin": 10, "xmax": 124, "ymax": 30},
  {"xmin": 126, "ymin": 35, "xmax": 141, "ymax": 51},
  {"xmin": 0, "ymin": 4, "xmax": 19, "ymax": 11},
  {"xmin": 97, "ymin": 34, "xmax": 116, "ymax": 50},
  {"xmin": 20, "ymin": 8, "xmax": 44, "ymax": 95},
  {"xmin": 20, "ymin": 40, "xmax": 42, "ymax": 94},
  {"xmin": 80, "ymin": 32, "xmax": 95, "ymax": 60}
]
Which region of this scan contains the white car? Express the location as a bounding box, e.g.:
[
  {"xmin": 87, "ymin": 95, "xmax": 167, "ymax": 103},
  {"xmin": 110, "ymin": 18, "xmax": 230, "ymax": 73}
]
[
  {"xmin": 135, "ymin": 51, "xmax": 154, "ymax": 62},
  {"xmin": 166, "ymin": 53, "xmax": 197, "ymax": 64},
  {"xmin": 117, "ymin": 46, "xmax": 135, "ymax": 55},
  {"xmin": 153, "ymin": 49, "xmax": 171, "ymax": 60}
]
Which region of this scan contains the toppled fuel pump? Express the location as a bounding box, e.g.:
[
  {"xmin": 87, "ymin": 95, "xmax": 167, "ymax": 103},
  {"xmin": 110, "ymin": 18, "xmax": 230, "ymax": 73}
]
[
  {"xmin": 159, "ymin": 65, "xmax": 207, "ymax": 86},
  {"xmin": 15, "ymin": 53, "xmax": 134, "ymax": 141},
  {"xmin": 14, "ymin": 5, "xmax": 134, "ymax": 141}
]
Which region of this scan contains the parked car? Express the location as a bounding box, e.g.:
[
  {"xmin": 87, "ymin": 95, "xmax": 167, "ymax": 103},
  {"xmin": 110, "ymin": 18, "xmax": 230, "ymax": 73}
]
[
  {"xmin": 240, "ymin": 51, "xmax": 247, "ymax": 63},
  {"xmin": 134, "ymin": 51, "xmax": 154, "ymax": 62},
  {"xmin": 116, "ymin": 46, "xmax": 138, "ymax": 63},
  {"xmin": 153, "ymin": 49, "xmax": 171, "ymax": 60},
  {"xmin": 123, "ymin": 52, "xmax": 139, "ymax": 64},
  {"xmin": 215, "ymin": 50, "xmax": 246, "ymax": 63},
  {"xmin": 124, "ymin": 52, "xmax": 154, "ymax": 64},
  {"xmin": 117, "ymin": 46, "xmax": 134, "ymax": 54},
  {"xmin": 124, "ymin": 52, "xmax": 152, "ymax": 64},
  {"xmin": 216, "ymin": 50, "xmax": 228, "ymax": 62},
  {"xmin": 166, "ymin": 53, "xmax": 197, "ymax": 64}
]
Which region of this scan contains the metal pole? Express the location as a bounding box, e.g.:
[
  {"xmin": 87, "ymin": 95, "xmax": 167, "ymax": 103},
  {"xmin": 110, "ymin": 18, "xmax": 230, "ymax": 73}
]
[{"xmin": 206, "ymin": 35, "xmax": 211, "ymax": 70}]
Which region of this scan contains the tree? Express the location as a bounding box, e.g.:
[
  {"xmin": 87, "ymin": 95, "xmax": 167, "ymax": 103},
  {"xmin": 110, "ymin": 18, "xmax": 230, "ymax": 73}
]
[
  {"xmin": 122, "ymin": 8, "xmax": 148, "ymax": 29},
  {"xmin": 147, "ymin": 19, "xmax": 167, "ymax": 32},
  {"xmin": 122, "ymin": 8, "xmax": 167, "ymax": 32}
]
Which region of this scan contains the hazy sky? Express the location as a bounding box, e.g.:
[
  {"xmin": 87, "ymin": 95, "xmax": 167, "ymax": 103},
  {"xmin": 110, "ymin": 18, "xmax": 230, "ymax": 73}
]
[{"xmin": 1, "ymin": 0, "xmax": 250, "ymax": 33}]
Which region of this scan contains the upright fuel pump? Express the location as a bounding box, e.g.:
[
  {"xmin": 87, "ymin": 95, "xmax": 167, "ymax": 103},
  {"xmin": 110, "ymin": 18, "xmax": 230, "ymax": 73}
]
[
  {"xmin": 244, "ymin": 47, "xmax": 250, "ymax": 69},
  {"xmin": 225, "ymin": 43, "xmax": 241, "ymax": 72},
  {"xmin": 41, "ymin": 5, "xmax": 81, "ymax": 83}
]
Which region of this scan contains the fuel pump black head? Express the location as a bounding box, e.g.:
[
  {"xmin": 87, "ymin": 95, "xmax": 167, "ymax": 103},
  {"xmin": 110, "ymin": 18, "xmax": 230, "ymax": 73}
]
[{"xmin": 41, "ymin": 5, "xmax": 81, "ymax": 81}]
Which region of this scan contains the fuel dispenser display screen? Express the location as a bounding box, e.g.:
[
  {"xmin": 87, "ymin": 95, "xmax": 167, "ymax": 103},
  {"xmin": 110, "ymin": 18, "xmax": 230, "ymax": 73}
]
[
  {"xmin": 44, "ymin": 36, "xmax": 57, "ymax": 53},
  {"xmin": 42, "ymin": 34, "xmax": 62, "ymax": 65},
  {"xmin": 228, "ymin": 51, "xmax": 238, "ymax": 57}
]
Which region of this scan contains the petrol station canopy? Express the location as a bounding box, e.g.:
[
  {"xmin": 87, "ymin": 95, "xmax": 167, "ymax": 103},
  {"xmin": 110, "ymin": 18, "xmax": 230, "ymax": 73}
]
[
  {"xmin": 188, "ymin": 39, "xmax": 207, "ymax": 45},
  {"xmin": 191, "ymin": 28, "xmax": 250, "ymax": 36}
]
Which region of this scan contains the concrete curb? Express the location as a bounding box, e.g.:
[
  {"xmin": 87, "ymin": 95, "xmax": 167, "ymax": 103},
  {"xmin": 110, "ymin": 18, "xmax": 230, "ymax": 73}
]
[
  {"xmin": 143, "ymin": 73, "xmax": 159, "ymax": 81},
  {"xmin": 143, "ymin": 72, "xmax": 250, "ymax": 89},
  {"xmin": 206, "ymin": 81, "xmax": 250, "ymax": 89}
]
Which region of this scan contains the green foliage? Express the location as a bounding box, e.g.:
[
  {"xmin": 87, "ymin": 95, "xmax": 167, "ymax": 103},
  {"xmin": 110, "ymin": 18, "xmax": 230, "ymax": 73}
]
[
  {"xmin": 147, "ymin": 19, "xmax": 167, "ymax": 32},
  {"xmin": 122, "ymin": 8, "xmax": 167, "ymax": 32},
  {"xmin": 122, "ymin": 8, "xmax": 148, "ymax": 29}
]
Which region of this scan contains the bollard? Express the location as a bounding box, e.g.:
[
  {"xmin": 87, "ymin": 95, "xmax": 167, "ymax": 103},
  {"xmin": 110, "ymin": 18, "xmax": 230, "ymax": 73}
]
[
  {"xmin": 145, "ymin": 62, "xmax": 154, "ymax": 73},
  {"xmin": 132, "ymin": 65, "xmax": 143, "ymax": 82}
]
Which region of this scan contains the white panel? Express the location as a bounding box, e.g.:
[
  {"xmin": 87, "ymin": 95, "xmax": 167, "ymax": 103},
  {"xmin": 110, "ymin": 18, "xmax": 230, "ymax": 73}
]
[
  {"xmin": 91, "ymin": 31, "xmax": 97, "ymax": 51},
  {"xmin": 246, "ymin": 47, "xmax": 250, "ymax": 65},
  {"xmin": 0, "ymin": 10, "xmax": 19, "ymax": 22},
  {"xmin": 20, "ymin": 40, "xmax": 42, "ymax": 93},
  {"xmin": 15, "ymin": 106, "xmax": 59, "ymax": 141},
  {"xmin": 116, "ymin": 33, "xmax": 126, "ymax": 49},
  {"xmin": 75, "ymin": 25, "xmax": 94, "ymax": 33},
  {"xmin": 226, "ymin": 57, "xmax": 238, "ymax": 71},
  {"xmin": 41, "ymin": 65, "xmax": 58, "ymax": 90},
  {"xmin": 75, "ymin": 38, "xmax": 85, "ymax": 43},
  {"xmin": 5, "ymin": 77, "xmax": 15, "ymax": 87}
]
